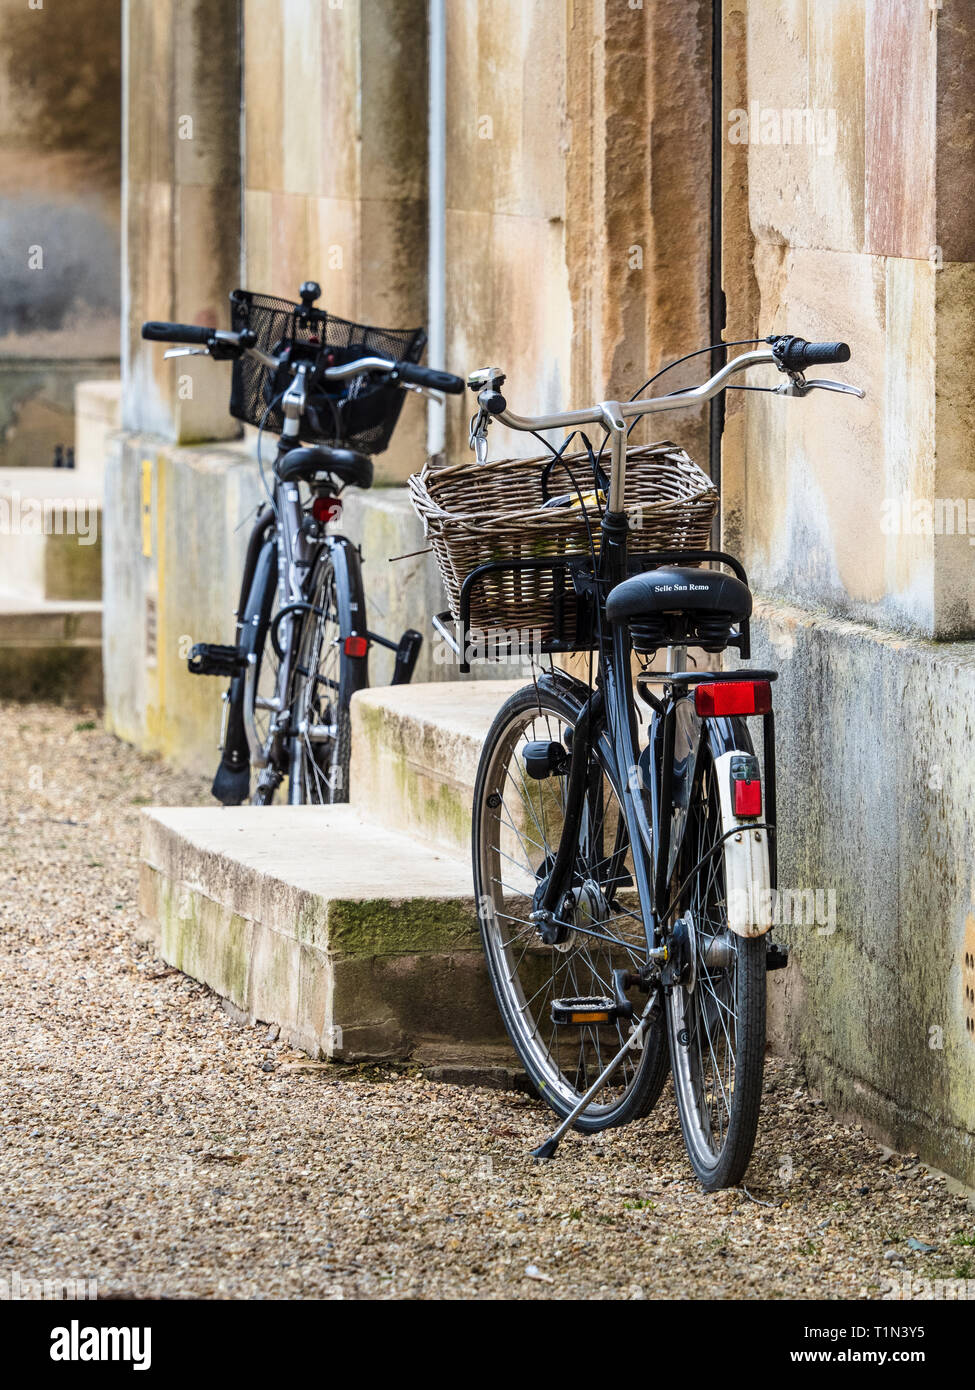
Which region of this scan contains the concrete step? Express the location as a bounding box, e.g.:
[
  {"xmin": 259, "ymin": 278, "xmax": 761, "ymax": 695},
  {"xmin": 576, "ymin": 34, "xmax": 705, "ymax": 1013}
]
[
  {"xmin": 349, "ymin": 680, "xmax": 525, "ymax": 853},
  {"xmin": 0, "ymin": 467, "xmax": 102, "ymax": 602},
  {"xmin": 0, "ymin": 595, "xmax": 102, "ymax": 703},
  {"xmin": 139, "ymin": 804, "xmax": 513, "ymax": 1065}
]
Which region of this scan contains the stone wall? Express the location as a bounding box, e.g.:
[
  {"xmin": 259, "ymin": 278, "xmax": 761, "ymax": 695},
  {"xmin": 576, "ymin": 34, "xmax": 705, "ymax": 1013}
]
[
  {"xmin": 442, "ymin": 0, "xmax": 712, "ymax": 466},
  {"xmin": 720, "ymin": 1, "xmax": 975, "ymax": 1180},
  {"xmin": 106, "ymin": 0, "xmax": 975, "ymax": 1183},
  {"xmin": 109, "ymin": 0, "xmax": 715, "ymax": 764}
]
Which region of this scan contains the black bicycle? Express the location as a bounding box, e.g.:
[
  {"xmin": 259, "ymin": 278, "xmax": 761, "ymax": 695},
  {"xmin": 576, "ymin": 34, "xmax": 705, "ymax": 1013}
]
[
  {"xmin": 142, "ymin": 282, "xmax": 464, "ymax": 805},
  {"xmin": 451, "ymin": 335, "xmax": 863, "ymax": 1188}
]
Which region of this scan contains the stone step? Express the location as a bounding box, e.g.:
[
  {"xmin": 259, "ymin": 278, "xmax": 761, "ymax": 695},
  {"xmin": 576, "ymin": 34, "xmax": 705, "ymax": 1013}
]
[
  {"xmin": 0, "ymin": 595, "xmax": 103, "ymax": 703},
  {"xmin": 0, "ymin": 467, "xmax": 102, "ymax": 602},
  {"xmin": 139, "ymin": 804, "xmax": 513, "ymax": 1065},
  {"xmin": 349, "ymin": 679, "xmax": 525, "ymax": 853}
]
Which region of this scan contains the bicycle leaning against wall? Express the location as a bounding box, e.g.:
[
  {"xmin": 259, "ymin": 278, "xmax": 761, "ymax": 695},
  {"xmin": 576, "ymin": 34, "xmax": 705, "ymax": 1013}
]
[
  {"xmin": 416, "ymin": 335, "xmax": 863, "ymax": 1189},
  {"xmin": 142, "ymin": 282, "xmax": 464, "ymax": 806}
]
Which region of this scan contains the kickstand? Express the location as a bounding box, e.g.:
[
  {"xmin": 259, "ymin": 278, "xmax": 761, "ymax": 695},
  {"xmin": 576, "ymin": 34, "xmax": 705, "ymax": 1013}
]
[{"xmin": 530, "ymin": 992, "xmax": 660, "ymax": 1160}]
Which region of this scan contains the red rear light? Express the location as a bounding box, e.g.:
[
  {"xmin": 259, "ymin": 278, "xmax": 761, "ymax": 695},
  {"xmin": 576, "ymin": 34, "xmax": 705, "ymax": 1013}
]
[
  {"xmin": 344, "ymin": 635, "xmax": 368, "ymax": 658},
  {"xmin": 733, "ymin": 778, "xmax": 762, "ymax": 817},
  {"xmin": 694, "ymin": 680, "xmax": 772, "ymax": 717},
  {"xmin": 312, "ymin": 496, "xmax": 341, "ymax": 524}
]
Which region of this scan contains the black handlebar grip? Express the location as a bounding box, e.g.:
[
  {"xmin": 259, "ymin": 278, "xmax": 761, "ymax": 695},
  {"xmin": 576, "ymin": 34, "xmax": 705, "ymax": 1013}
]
[
  {"xmin": 141, "ymin": 321, "xmax": 215, "ymax": 345},
  {"xmin": 772, "ymin": 335, "xmax": 851, "ymax": 371},
  {"xmin": 394, "ymin": 361, "xmax": 466, "ymax": 395}
]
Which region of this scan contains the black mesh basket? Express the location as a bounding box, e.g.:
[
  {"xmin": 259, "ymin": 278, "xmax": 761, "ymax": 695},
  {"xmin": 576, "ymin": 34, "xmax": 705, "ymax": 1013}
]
[{"xmin": 228, "ymin": 289, "xmax": 427, "ymax": 454}]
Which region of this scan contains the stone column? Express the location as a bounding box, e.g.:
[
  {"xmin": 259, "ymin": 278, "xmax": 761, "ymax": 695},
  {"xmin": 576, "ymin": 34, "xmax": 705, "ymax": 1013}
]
[
  {"xmin": 105, "ymin": 0, "xmax": 247, "ymax": 763},
  {"xmin": 240, "ymin": 0, "xmax": 429, "ymax": 484},
  {"xmin": 123, "ymin": 0, "xmax": 242, "ymax": 443},
  {"xmin": 566, "ymin": 0, "xmax": 713, "ymax": 465},
  {"xmin": 722, "ymin": 0, "xmax": 975, "ymax": 641}
]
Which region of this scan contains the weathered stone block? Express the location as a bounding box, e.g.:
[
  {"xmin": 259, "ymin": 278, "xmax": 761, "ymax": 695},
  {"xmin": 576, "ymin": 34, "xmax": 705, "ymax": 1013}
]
[
  {"xmin": 748, "ymin": 598, "xmax": 975, "ymax": 1185},
  {"xmin": 139, "ymin": 805, "xmax": 508, "ymax": 1063}
]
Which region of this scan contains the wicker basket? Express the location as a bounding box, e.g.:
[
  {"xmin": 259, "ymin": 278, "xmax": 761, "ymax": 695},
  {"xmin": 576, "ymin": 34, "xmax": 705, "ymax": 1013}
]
[{"xmin": 409, "ymin": 443, "xmax": 718, "ymax": 646}]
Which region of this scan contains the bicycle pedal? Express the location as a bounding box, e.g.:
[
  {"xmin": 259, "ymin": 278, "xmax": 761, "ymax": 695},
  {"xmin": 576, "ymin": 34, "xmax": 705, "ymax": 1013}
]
[
  {"xmin": 766, "ymin": 941, "xmax": 790, "ymax": 971},
  {"xmin": 550, "ymin": 995, "xmax": 619, "ymax": 1026},
  {"xmin": 188, "ymin": 642, "xmax": 248, "ymax": 677},
  {"xmin": 391, "ymin": 628, "xmax": 422, "ymax": 685}
]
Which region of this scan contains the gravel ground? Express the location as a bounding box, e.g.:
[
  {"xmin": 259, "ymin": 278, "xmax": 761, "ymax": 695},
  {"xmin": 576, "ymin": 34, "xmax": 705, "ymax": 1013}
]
[{"xmin": 1, "ymin": 700, "xmax": 973, "ymax": 1301}]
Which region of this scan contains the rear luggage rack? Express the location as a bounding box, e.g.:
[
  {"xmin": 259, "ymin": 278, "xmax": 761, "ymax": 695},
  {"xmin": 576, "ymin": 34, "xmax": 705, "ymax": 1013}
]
[{"xmin": 442, "ymin": 549, "xmax": 753, "ymax": 672}]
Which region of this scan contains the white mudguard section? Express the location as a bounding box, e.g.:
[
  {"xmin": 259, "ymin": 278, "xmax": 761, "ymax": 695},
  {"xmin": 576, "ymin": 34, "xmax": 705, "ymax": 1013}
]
[{"xmin": 713, "ymin": 749, "xmax": 772, "ymax": 939}]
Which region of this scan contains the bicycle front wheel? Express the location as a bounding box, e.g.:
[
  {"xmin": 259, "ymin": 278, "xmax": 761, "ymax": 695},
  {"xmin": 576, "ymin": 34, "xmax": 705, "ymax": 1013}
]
[
  {"xmin": 472, "ymin": 679, "xmax": 669, "ymax": 1131},
  {"xmin": 665, "ymin": 735, "xmax": 767, "ymax": 1189}
]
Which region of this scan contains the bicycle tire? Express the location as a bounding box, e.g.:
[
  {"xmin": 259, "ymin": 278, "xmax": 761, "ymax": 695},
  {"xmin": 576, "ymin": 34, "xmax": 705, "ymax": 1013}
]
[
  {"xmin": 472, "ymin": 677, "xmax": 669, "ymax": 1131},
  {"xmin": 665, "ymin": 730, "xmax": 767, "ymax": 1189}
]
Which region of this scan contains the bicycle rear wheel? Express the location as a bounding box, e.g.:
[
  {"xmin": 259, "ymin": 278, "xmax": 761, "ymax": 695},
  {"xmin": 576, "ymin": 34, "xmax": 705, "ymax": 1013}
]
[
  {"xmin": 283, "ymin": 547, "xmax": 364, "ymax": 804},
  {"xmin": 472, "ymin": 679, "xmax": 669, "ymax": 1131},
  {"xmin": 665, "ymin": 735, "xmax": 766, "ymax": 1189}
]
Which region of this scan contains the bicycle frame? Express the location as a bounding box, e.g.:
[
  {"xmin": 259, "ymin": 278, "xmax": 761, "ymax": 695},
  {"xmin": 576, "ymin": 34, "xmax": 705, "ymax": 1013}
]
[
  {"xmin": 467, "ymin": 347, "xmax": 787, "ymax": 955},
  {"xmin": 237, "ymin": 450, "xmax": 369, "ymax": 778}
]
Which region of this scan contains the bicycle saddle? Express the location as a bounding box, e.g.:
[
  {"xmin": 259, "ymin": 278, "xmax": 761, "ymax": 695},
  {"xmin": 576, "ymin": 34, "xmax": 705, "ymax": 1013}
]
[
  {"xmin": 605, "ymin": 567, "xmax": 752, "ymax": 621},
  {"xmin": 275, "ymin": 444, "xmax": 373, "ymax": 490}
]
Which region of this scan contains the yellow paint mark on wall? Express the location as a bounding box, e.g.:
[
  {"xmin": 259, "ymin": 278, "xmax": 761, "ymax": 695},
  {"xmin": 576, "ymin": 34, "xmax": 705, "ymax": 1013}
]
[
  {"xmin": 155, "ymin": 458, "xmax": 169, "ymax": 740},
  {"xmin": 141, "ymin": 459, "xmax": 153, "ymax": 558},
  {"xmin": 964, "ymin": 913, "xmax": 975, "ymax": 1042}
]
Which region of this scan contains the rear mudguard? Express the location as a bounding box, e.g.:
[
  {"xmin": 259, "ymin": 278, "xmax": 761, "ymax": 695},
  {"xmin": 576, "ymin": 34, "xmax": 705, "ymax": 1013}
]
[
  {"xmin": 321, "ymin": 535, "xmax": 371, "ymax": 703},
  {"xmin": 707, "ymin": 717, "xmax": 772, "ymax": 939}
]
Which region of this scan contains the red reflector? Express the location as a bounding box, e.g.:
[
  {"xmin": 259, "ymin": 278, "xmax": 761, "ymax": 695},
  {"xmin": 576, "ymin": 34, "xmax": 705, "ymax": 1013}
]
[
  {"xmin": 694, "ymin": 680, "xmax": 772, "ymax": 717},
  {"xmin": 344, "ymin": 635, "xmax": 368, "ymax": 658},
  {"xmin": 733, "ymin": 778, "xmax": 762, "ymax": 817},
  {"xmin": 312, "ymin": 496, "xmax": 341, "ymax": 524}
]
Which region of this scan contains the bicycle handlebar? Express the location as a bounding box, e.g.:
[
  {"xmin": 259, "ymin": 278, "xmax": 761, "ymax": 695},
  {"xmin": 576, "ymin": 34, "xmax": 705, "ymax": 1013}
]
[
  {"xmin": 393, "ymin": 361, "xmax": 465, "ymax": 394},
  {"xmin": 493, "ymin": 348, "xmax": 782, "ymax": 438},
  {"xmin": 140, "ymin": 322, "xmax": 464, "ymax": 393},
  {"xmin": 142, "ymin": 321, "xmax": 215, "ymax": 345},
  {"xmin": 476, "ymin": 340, "xmax": 861, "ymax": 512},
  {"xmin": 767, "ymin": 335, "xmax": 851, "ymax": 371}
]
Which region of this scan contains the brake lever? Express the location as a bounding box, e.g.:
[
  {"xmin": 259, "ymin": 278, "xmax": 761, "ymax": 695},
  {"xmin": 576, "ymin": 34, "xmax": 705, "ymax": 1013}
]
[
  {"xmin": 803, "ymin": 378, "xmax": 865, "ymax": 398},
  {"xmin": 469, "ymin": 408, "xmax": 491, "ymax": 462},
  {"xmin": 401, "ymin": 383, "xmax": 444, "ymax": 405},
  {"xmin": 774, "ymin": 374, "xmax": 864, "ymax": 399},
  {"xmin": 163, "ymin": 347, "xmax": 210, "ymax": 359}
]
